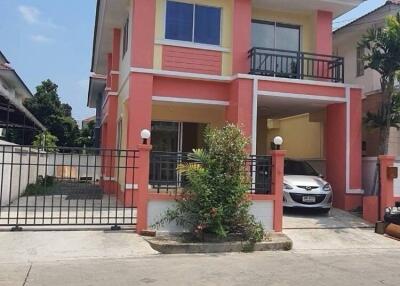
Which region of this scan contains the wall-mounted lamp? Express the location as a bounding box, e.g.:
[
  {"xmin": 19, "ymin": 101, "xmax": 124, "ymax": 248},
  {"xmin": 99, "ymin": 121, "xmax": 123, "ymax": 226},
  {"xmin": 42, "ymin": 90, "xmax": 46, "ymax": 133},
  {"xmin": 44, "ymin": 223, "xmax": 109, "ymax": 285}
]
[
  {"xmin": 273, "ymin": 136, "xmax": 283, "ymax": 150},
  {"xmin": 140, "ymin": 129, "xmax": 151, "ymax": 145}
]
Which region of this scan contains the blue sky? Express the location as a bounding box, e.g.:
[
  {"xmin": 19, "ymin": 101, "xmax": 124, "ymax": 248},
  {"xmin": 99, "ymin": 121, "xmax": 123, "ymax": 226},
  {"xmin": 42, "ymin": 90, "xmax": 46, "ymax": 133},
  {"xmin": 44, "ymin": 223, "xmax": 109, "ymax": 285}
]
[
  {"xmin": 0, "ymin": 0, "xmax": 387, "ymax": 123},
  {"xmin": 0, "ymin": 0, "xmax": 96, "ymax": 123}
]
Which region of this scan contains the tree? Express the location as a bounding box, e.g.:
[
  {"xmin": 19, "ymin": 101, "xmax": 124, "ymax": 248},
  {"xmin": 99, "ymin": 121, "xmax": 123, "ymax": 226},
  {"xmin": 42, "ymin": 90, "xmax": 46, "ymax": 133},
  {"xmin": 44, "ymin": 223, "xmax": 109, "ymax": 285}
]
[
  {"xmin": 76, "ymin": 120, "xmax": 96, "ymax": 148},
  {"xmin": 359, "ymin": 13, "xmax": 400, "ymax": 155},
  {"xmin": 24, "ymin": 80, "xmax": 81, "ymax": 147},
  {"xmin": 32, "ymin": 131, "xmax": 58, "ymax": 149}
]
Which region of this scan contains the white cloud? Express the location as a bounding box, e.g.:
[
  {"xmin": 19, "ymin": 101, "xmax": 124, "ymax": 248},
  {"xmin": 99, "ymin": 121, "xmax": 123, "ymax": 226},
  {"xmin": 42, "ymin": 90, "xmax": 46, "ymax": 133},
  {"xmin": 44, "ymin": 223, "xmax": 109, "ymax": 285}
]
[
  {"xmin": 18, "ymin": 5, "xmax": 40, "ymax": 24},
  {"xmin": 30, "ymin": 34, "xmax": 52, "ymax": 43},
  {"xmin": 18, "ymin": 5, "xmax": 64, "ymax": 29}
]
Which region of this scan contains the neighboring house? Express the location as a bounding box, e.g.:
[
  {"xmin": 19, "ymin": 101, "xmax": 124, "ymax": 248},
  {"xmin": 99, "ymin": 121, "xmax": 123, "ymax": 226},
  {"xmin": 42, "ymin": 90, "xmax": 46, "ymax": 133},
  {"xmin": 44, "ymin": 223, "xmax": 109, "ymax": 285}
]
[
  {"xmin": 81, "ymin": 115, "xmax": 96, "ymax": 129},
  {"xmin": 334, "ymin": 0, "xmax": 400, "ymax": 157},
  {"xmin": 87, "ymin": 0, "xmax": 364, "ymax": 221},
  {"xmin": 0, "ymin": 50, "xmax": 45, "ymax": 143}
]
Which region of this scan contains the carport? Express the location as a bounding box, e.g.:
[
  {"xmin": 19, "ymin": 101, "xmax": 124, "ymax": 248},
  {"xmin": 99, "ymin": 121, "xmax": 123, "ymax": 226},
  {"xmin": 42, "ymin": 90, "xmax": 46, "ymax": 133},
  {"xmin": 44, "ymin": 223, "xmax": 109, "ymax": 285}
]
[{"xmin": 250, "ymin": 77, "xmax": 363, "ymax": 212}]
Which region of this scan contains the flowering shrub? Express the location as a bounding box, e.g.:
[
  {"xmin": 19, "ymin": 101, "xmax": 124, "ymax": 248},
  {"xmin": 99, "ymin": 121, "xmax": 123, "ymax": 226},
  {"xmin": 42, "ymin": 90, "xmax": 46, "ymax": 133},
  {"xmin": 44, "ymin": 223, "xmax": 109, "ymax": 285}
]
[{"xmin": 156, "ymin": 124, "xmax": 264, "ymax": 243}]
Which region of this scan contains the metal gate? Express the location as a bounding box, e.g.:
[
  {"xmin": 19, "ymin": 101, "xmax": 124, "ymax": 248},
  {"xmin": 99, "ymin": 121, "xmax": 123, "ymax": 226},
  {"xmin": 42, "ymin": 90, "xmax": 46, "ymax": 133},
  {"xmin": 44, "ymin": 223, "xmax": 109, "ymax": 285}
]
[{"xmin": 0, "ymin": 145, "xmax": 138, "ymax": 230}]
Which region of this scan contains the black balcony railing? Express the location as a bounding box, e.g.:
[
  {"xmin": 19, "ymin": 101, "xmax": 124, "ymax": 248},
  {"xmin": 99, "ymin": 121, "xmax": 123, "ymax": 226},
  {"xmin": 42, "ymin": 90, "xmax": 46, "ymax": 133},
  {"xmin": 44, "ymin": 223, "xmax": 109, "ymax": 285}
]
[{"xmin": 249, "ymin": 47, "xmax": 344, "ymax": 83}]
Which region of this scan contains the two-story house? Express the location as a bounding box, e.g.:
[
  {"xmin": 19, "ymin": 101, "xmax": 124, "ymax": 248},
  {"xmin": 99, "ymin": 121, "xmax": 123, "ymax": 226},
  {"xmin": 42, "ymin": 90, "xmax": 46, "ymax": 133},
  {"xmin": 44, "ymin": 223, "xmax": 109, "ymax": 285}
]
[
  {"xmin": 87, "ymin": 0, "xmax": 364, "ymax": 230},
  {"xmin": 334, "ymin": 0, "xmax": 400, "ymax": 157}
]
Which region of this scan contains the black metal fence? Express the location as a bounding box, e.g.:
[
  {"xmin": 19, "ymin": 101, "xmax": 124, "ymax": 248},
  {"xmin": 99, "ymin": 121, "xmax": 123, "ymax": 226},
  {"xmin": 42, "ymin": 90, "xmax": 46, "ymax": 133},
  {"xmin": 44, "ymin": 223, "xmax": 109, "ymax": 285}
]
[
  {"xmin": 149, "ymin": 151, "xmax": 188, "ymax": 194},
  {"xmin": 149, "ymin": 151, "xmax": 272, "ymax": 195},
  {"xmin": 0, "ymin": 145, "xmax": 138, "ymax": 230},
  {"xmin": 247, "ymin": 155, "xmax": 272, "ymax": 195},
  {"xmin": 249, "ymin": 47, "xmax": 344, "ymax": 83}
]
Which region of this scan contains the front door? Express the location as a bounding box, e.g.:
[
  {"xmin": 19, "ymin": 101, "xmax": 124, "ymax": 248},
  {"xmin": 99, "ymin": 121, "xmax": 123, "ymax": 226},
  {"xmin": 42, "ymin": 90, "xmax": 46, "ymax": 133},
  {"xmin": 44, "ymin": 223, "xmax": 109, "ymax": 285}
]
[{"xmin": 149, "ymin": 121, "xmax": 205, "ymax": 188}]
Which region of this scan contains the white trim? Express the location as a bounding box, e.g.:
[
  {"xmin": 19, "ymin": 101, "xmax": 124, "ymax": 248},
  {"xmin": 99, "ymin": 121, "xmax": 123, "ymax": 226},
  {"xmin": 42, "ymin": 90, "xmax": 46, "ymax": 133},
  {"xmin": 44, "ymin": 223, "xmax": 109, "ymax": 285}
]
[
  {"xmin": 345, "ymin": 87, "xmax": 351, "ymax": 194},
  {"xmin": 251, "ymin": 79, "xmax": 258, "ymax": 155},
  {"xmin": 103, "ymin": 176, "xmax": 116, "ymax": 181},
  {"xmin": 236, "ymin": 73, "xmax": 362, "ymax": 89},
  {"xmin": 152, "ymin": 96, "xmax": 229, "ymax": 106},
  {"xmin": 257, "ymin": 90, "xmax": 347, "ymax": 103},
  {"xmin": 347, "ymin": 189, "xmax": 364, "ymax": 195},
  {"xmin": 107, "ymin": 91, "xmax": 118, "ymax": 96},
  {"xmin": 104, "ymin": 87, "xmax": 111, "ymax": 91},
  {"xmin": 155, "ymin": 39, "xmax": 230, "ymax": 53},
  {"xmin": 110, "ymin": 70, "xmax": 120, "ymax": 75},
  {"xmin": 125, "ymin": 183, "xmax": 138, "ymax": 190},
  {"xmin": 130, "ymin": 67, "xmax": 232, "ymax": 82}
]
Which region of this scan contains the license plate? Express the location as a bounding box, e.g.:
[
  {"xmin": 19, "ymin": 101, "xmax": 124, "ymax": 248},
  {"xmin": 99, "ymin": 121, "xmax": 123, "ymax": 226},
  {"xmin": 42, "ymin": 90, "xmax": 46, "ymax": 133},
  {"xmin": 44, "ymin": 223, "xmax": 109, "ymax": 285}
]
[{"xmin": 302, "ymin": 196, "xmax": 316, "ymax": 203}]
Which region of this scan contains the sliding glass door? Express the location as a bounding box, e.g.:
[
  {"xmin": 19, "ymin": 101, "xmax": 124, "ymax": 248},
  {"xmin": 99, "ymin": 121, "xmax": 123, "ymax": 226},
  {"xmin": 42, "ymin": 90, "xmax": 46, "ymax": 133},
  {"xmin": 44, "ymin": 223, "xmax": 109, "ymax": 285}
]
[{"xmin": 252, "ymin": 20, "xmax": 300, "ymax": 77}]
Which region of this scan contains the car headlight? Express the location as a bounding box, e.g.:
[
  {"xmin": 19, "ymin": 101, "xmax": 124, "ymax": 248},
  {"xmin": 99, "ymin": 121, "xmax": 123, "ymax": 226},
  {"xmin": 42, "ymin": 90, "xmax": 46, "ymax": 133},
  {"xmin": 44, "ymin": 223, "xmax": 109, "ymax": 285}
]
[
  {"xmin": 323, "ymin": 183, "xmax": 332, "ymax": 192},
  {"xmin": 284, "ymin": 183, "xmax": 293, "ymax": 190}
]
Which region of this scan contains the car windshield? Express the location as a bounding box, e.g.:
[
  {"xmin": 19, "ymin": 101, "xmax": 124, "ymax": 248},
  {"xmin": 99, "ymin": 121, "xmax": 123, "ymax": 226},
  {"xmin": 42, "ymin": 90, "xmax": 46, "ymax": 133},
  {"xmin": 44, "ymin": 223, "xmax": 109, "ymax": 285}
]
[{"xmin": 284, "ymin": 160, "xmax": 319, "ymax": 176}]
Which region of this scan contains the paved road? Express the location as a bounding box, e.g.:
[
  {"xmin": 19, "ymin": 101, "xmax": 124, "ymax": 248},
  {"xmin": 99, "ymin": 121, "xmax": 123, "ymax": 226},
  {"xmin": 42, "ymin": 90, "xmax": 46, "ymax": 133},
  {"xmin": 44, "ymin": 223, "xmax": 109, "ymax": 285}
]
[
  {"xmin": 1, "ymin": 208, "xmax": 399, "ymax": 286},
  {"xmin": 2, "ymin": 248, "xmax": 400, "ymax": 286}
]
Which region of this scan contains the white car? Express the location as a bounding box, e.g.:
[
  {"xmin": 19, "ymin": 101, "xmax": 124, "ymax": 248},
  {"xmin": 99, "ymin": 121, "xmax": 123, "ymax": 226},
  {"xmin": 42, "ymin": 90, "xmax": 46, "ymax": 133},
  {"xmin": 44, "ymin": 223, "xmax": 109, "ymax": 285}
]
[{"xmin": 283, "ymin": 159, "xmax": 332, "ymax": 213}]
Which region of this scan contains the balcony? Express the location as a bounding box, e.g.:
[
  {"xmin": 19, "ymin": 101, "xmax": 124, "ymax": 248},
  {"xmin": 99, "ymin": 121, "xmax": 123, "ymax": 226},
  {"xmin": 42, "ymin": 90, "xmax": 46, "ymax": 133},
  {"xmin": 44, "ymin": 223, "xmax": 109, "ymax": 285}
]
[{"xmin": 248, "ymin": 47, "xmax": 344, "ymax": 83}]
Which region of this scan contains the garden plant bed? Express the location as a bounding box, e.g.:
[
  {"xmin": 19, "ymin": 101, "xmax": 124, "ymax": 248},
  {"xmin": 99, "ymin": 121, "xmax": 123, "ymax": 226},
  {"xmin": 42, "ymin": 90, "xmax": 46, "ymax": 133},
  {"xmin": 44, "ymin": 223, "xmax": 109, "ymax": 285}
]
[{"xmin": 145, "ymin": 232, "xmax": 293, "ymax": 254}]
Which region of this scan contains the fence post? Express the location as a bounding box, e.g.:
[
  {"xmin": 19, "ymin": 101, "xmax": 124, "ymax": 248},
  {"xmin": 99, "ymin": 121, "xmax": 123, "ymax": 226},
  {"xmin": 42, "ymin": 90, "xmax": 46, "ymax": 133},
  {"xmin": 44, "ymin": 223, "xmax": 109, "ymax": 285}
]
[
  {"xmin": 271, "ymin": 150, "xmax": 285, "ymax": 232},
  {"xmin": 136, "ymin": 144, "xmax": 152, "ymax": 234},
  {"xmin": 379, "ymin": 155, "xmax": 395, "ymax": 220}
]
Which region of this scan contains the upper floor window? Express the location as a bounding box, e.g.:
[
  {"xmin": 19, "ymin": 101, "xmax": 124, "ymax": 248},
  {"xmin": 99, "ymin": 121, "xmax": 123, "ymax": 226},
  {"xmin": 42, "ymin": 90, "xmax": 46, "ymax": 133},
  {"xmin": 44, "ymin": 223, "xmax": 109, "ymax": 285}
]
[
  {"xmin": 165, "ymin": 1, "xmax": 221, "ymax": 46},
  {"xmin": 122, "ymin": 17, "xmax": 129, "ymax": 57},
  {"xmin": 356, "ymin": 46, "xmax": 365, "ymax": 77}
]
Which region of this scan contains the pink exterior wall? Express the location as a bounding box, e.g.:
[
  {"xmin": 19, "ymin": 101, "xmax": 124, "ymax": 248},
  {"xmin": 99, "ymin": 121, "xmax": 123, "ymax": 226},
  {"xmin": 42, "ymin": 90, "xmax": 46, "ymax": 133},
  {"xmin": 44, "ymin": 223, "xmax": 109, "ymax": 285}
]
[
  {"xmin": 315, "ymin": 10, "xmax": 333, "ymax": 55},
  {"xmin": 350, "ymin": 89, "xmax": 362, "ymax": 190},
  {"xmin": 326, "ymin": 103, "xmax": 346, "ymax": 209},
  {"xmin": 162, "ymin": 46, "xmax": 222, "ymax": 75},
  {"xmin": 111, "ymin": 28, "xmax": 121, "ymax": 91},
  {"xmin": 153, "ymin": 77, "xmax": 229, "ymax": 101},
  {"xmin": 232, "ymin": 0, "xmax": 251, "ymax": 74},
  {"xmin": 258, "ymin": 80, "xmax": 346, "ymax": 98},
  {"xmin": 130, "ymin": 0, "xmax": 156, "ymax": 68},
  {"xmin": 226, "ymin": 79, "xmax": 253, "ymax": 139}
]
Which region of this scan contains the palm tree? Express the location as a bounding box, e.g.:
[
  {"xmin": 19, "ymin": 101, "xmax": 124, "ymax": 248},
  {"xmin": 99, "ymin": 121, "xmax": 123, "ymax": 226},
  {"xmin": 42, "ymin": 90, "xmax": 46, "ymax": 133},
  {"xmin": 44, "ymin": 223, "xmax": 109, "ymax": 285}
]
[
  {"xmin": 358, "ymin": 13, "xmax": 400, "ymax": 197},
  {"xmin": 359, "ymin": 13, "xmax": 400, "ymax": 155}
]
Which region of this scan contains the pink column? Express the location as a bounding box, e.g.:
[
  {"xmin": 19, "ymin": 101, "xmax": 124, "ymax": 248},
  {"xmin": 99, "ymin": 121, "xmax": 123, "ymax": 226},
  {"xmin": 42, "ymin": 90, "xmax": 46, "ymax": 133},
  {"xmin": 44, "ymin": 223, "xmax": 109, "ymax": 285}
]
[
  {"xmin": 315, "ymin": 10, "xmax": 333, "ymax": 55},
  {"xmin": 226, "ymin": 79, "xmax": 253, "ymax": 139},
  {"xmin": 125, "ymin": 73, "xmax": 153, "ymax": 208},
  {"xmin": 130, "ymin": 0, "xmax": 156, "ymax": 68},
  {"xmin": 124, "ymin": 0, "xmax": 156, "ymax": 209},
  {"xmin": 325, "ymin": 103, "xmax": 346, "ymax": 209},
  {"xmin": 271, "ymin": 150, "xmax": 285, "ymax": 232},
  {"xmin": 314, "ymin": 10, "xmax": 333, "ymax": 79},
  {"xmin": 111, "ymin": 28, "xmax": 121, "ymax": 92},
  {"xmin": 379, "ymin": 155, "xmax": 395, "ymax": 220},
  {"xmin": 136, "ymin": 144, "xmax": 152, "ymax": 233},
  {"xmin": 232, "ymin": 0, "xmax": 252, "ymax": 74}
]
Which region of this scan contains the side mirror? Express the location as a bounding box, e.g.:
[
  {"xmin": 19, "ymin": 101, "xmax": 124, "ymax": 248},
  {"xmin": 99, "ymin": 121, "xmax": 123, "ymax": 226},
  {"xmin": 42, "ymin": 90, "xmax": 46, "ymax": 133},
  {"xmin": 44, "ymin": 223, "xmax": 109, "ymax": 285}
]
[{"xmin": 319, "ymin": 174, "xmax": 325, "ymax": 179}]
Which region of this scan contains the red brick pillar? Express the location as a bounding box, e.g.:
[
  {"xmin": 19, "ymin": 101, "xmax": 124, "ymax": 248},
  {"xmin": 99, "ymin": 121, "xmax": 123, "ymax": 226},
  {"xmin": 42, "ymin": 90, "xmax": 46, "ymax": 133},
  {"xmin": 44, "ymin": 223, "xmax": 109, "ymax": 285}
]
[
  {"xmin": 271, "ymin": 150, "xmax": 285, "ymax": 232},
  {"xmin": 136, "ymin": 144, "xmax": 152, "ymax": 234},
  {"xmin": 379, "ymin": 155, "xmax": 395, "ymax": 220}
]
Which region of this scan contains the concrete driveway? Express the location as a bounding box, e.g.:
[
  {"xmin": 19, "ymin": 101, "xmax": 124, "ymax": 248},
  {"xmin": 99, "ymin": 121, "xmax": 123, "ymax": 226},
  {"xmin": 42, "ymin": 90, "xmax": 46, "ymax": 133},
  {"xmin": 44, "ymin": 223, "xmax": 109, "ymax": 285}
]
[{"xmin": 283, "ymin": 208, "xmax": 399, "ymax": 251}]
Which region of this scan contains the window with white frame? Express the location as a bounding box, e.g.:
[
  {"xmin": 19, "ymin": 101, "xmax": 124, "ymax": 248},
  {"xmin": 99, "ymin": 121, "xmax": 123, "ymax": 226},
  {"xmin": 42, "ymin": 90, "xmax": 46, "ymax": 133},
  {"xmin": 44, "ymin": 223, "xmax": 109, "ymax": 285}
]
[
  {"xmin": 122, "ymin": 17, "xmax": 129, "ymax": 57},
  {"xmin": 356, "ymin": 46, "xmax": 365, "ymax": 77},
  {"xmin": 165, "ymin": 1, "xmax": 221, "ymax": 46}
]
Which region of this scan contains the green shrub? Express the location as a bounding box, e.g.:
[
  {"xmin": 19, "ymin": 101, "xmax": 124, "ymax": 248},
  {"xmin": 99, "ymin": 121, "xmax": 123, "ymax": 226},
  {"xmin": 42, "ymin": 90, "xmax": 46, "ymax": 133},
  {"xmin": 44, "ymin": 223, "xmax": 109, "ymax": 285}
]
[
  {"xmin": 156, "ymin": 124, "xmax": 264, "ymax": 243},
  {"xmin": 23, "ymin": 175, "xmax": 55, "ymax": 196}
]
